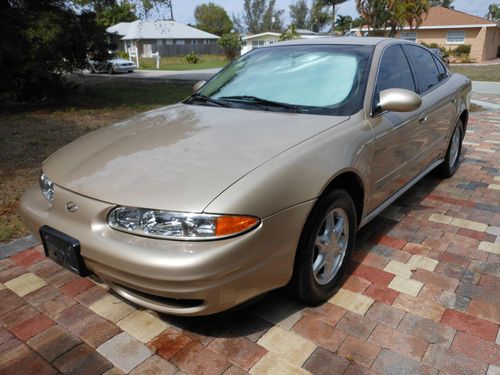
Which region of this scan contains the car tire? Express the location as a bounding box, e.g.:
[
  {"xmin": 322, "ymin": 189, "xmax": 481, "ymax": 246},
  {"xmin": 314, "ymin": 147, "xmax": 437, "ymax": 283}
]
[
  {"xmin": 291, "ymin": 189, "xmax": 357, "ymax": 305},
  {"xmin": 436, "ymin": 120, "xmax": 463, "ymax": 178},
  {"xmin": 108, "ymin": 65, "xmax": 114, "ymax": 74}
]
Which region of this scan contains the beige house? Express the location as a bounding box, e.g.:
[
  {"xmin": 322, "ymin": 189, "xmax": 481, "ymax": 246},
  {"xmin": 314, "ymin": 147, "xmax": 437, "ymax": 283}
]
[{"xmin": 351, "ymin": 7, "xmax": 500, "ymax": 62}]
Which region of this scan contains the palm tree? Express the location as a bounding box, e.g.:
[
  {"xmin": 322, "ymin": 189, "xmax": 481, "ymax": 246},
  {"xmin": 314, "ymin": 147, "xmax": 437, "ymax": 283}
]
[
  {"xmin": 336, "ymin": 15, "xmax": 353, "ymax": 34},
  {"xmin": 318, "ymin": 0, "xmax": 348, "ymax": 33},
  {"xmin": 279, "ymin": 24, "xmax": 301, "ymax": 40},
  {"xmin": 356, "ymin": 0, "xmax": 429, "ymax": 37},
  {"xmin": 486, "ymin": 3, "xmax": 500, "ymax": 21}
]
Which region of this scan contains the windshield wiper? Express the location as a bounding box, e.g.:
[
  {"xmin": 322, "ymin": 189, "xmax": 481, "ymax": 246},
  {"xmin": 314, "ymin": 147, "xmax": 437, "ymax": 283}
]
[
  {"xmin": 219, "ymin": 95, "xmax": 301, "ymax": 113},
  {"xmin": 186, "ymin": 93, "xmax": 229, "ymax": 107}
]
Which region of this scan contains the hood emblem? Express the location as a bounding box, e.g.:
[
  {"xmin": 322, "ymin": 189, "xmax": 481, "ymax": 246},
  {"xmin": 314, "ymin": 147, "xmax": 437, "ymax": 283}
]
[{"xmin": 65, "ymin": 202, "xmax": 78, "ymax": 213}]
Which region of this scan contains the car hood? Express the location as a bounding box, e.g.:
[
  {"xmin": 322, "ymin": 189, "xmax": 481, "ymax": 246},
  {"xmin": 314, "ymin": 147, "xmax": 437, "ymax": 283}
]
[
  {"xmin": 111, "ymin": 58, "xmax": 133, "ymax": 64},
  {"xmin": 44, "ymin": 104, "xmax": 348, "ymax": 212}
]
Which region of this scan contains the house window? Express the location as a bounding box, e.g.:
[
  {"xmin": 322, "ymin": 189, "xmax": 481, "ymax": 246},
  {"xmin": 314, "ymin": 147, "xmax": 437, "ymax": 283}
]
[
  {"xmin": 401, "ymin": 32, "xmax": 417, "ymax": 42},
  {"xmin": 447, "ymin": 31, "xmax": 465, "ymax": 44}
]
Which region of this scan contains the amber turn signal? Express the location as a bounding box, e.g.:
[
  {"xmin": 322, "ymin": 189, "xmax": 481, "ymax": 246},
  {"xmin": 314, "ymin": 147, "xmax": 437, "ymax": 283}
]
[{"xmin": 215, "ymin": 216, "xmax": 259, "ymax": 237}]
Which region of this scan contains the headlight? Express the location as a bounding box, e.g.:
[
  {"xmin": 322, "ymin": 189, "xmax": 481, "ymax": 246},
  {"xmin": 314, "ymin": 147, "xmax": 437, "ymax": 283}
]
[
  {"xmin": 39, "ymin": 173, "xmax": 54, "ymax": 203},
  {"xmin": 107, "ymin": 206, "xmax": 260, "ymax": 240}
]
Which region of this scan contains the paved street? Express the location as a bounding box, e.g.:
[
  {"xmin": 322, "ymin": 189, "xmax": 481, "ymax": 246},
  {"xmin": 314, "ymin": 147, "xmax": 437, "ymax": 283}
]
[
  {"xmin": 87, "ymin": 68, "xmax": 221, "ymax": 82},
  {"xmin": 0, "ymin": 94, "xmax": 499, "ymax": 375}
]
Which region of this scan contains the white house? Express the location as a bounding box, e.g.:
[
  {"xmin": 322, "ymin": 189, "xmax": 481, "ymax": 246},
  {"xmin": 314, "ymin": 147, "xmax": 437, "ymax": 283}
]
[
  {"xmin": 107, "ymin": 20, "xmax": 221, "ymax": 57},
  {"xmin": 241, "ymin": 30, "xmax": 323, "ymax": 54}
]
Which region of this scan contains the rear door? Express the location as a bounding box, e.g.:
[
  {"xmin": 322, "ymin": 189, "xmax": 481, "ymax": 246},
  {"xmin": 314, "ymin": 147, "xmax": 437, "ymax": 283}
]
[
  {"xmin": 368, "ymin": 44, "xmax": 426, "ymax": 211},
  {"xmin": 404, "ymin": 45, "xmax": 455, "ymax": 168}
]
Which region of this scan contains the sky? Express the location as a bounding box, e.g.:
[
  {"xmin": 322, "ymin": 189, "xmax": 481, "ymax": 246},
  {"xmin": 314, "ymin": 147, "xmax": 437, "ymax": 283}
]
[{"xmin": 171, "ymin": 0, "xmax": 494, "ymax": 26}]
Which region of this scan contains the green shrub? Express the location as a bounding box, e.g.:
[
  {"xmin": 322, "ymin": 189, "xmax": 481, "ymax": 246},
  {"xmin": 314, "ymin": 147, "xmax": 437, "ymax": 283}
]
[
  {"xmin": 115, "ymin": 51, "xmax": 129, "ymax": 59},
  {"xmin": 218, "ymin": 33, "xmax": 241, "ymax": 61},
  {"xmin": 451, "ymin": 45, "xmax": 471, "ymax": 57},
  {"xmin": 185, "ymin": 51, "xmax": 199, "ymax": 64},
  {"xmin": 459, "ymin": 54, "xmax": 472, "ymax": 63},
  {"xmin": 420, "ymin": 42, "xmax": 449, "ymax": 57}
]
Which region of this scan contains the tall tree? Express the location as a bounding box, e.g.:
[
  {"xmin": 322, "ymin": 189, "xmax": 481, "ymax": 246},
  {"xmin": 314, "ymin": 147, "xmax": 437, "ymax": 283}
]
[
  {"xmin": 236, "ymin": 0, "xmax": 285, "ymax": 33},
  {"xmin": 194, "ymin": 3, "xmax": 232, "ymax": 36},
  {"xmin": 336, "ymin": 14, "xmax": 353, "ymax": 34},
  {"xmin": 356, "ymin": 0, "xmax": 429, "ymax": 37},
  {"xmin": 1, "ymin": 0, "xmax": 108, "ymax": 102},
  {"xmin": 317, "ymin": 0, "xmax": 348, "ymax": 33},
  {"xmin": 290, "ymin": 0, "xmax": 309, "ymax": 29},
  {"xmin": 309, "ymin": 0, "xmax": 330, "ymax": 32},
  {"xmin": 428, "ymin": 0, "xmax": 454, "ymax": 8},
  {"xmin": 72, "ymin": 0, "xmax": 137, "ymax": 27},
  {"xmin": 134, "ymin": 0, "xmax": 174, "ymax": 20},
  {"xmin": 486, "ymin": 3, "xmax": 500, "ymax": 20}
]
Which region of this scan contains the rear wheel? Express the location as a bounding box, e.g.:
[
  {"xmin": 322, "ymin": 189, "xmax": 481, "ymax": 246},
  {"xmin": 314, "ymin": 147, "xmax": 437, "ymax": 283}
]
[
  {"xmin": 292, "ymin": 189, "xmax": 357, "ymax": 304},
  {"xmin": 436, "ymin": 120, "xmax": 463, "ymax": 178}
]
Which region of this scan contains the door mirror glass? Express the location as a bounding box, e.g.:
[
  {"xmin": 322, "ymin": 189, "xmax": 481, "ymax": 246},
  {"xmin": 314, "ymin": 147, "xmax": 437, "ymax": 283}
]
[
  {"xmin": 379, "ymin": 88, "xmax": 422, "ymax": 113},
  {"xmin": 193, "ymin": 80, "xmax": 207, "ymax": 93}
]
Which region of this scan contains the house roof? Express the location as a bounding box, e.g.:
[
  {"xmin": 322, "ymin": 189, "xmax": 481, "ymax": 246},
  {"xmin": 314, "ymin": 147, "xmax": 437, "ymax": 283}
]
[
  {"xmin": 353, "ymin": 6, "xmax": 499, "ymax": 31},
  {"xmin": 242, "ymin": 32, "xmax": 281, "ymax": 40},
  {"xmin": 419, "ymin": 6, "xmax": 496, "ymax": 27},
  {"xmin": 106, "ymin": 20, "xmax": 219, "ymax": 40},
  {"xmin": 242, "ymin": 30, "xmax": 321, "ymax": 41}
]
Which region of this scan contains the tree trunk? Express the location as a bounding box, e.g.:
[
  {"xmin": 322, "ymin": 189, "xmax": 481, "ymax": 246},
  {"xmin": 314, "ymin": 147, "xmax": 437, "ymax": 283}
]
[{"xmin": 332, "ymin": 5, "xmax": 336, "ymax": 34}]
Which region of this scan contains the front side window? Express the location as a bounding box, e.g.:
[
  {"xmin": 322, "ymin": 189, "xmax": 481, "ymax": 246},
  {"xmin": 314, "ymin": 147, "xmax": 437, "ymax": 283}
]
[
  {"xmin": 376, "ymin": 45, "xmax": 416, "ymax": 93},
  {"xmin": 196, "ymin": 44, "xmax": 373, "ymax": 116},
  {"xmin": 401, "ymin": 32, "xmax": 417, "ymax": 42},
  {"xmin": 405, "ymin": 45, "xmax": 440, "ymax": 93},
  {"xmin": 447, "ymin": 31, "xmax": 465, "ymax": 44}
]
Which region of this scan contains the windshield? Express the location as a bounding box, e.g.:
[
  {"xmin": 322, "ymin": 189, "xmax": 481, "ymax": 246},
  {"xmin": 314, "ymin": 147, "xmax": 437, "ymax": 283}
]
[{"xmin": 195, "ymin": 44, "xmax": 373, "ymax": 116}]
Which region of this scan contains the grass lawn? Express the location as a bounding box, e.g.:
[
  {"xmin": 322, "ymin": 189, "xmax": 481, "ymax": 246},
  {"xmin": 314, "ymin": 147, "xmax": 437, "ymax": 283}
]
[
  {"xmin": 0, "ymin": 76, "xmax": 192, "ymax": 243},
  {"xmin": 139, "ymin": 54, "xmax": 229, "ymax": 71},
  {"xmin": 449, "ymin": 64, "xmax": 500, "ymax": 82}
]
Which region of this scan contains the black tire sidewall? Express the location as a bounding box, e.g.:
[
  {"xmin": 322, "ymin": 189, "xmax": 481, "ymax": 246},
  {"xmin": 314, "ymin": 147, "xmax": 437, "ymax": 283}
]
[
  {"xmin": 441, "ymin": 120, "xmax": 464, "ymax": 177},
  {"xmin": 293, "ymin": 189, "xmax": 357, "ymax": 304}
]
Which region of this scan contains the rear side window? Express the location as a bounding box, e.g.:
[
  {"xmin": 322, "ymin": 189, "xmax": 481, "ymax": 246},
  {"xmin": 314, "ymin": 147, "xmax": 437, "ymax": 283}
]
[
  {"xmin": 433, "ymin": 55, "xmax": 448, "ymax": 82},
  {"xmin": 406, "ymin": 45, "xmax": 440, "ymax": 93},
  {"xmin": 376, "ymin": 45, "xmax": 416, "ymax": 93}
]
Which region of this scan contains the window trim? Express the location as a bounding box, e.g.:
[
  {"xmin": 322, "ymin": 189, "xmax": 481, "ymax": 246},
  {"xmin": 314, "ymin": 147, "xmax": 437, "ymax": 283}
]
[
  {"xmin": 400, "ymin": 32, "xmax": 417, "ymax": 42},
  {"xmin": 370, "ymin": 43, "xmax": 418, "ymax": 117},
  {"xmin": 402, "ymin": 44, "xmax": 450, "ymax": 96},
  {"xmin": 446, "ymin": 30, "xmax": 465, "ymax": 45}
]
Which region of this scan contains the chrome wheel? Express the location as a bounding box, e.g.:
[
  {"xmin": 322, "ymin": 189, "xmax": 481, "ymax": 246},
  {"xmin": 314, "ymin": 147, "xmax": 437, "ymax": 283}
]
[
  {"xmin": 449, "ymin": 126, "xmax": 461, "ymax": 168},
  {"xmin": 312, "ymin": 207, "xmax": 349, "ymax": 285}
]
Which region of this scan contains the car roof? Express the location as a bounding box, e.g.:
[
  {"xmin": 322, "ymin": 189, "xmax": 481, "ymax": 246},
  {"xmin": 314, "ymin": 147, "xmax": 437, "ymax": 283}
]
[{"xmin": 276, "ymin": 36, "xmax": 399, "ymax": 47}]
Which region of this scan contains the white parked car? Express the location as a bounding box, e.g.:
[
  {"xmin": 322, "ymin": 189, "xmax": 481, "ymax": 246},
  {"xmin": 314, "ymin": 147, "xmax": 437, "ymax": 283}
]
[{"xmin": 89, "ymin": 57, "xmax": 136, "ymax": 74}]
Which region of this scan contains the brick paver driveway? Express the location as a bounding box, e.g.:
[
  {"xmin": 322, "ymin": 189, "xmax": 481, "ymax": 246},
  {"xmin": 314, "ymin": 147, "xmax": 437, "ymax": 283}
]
[{"xmin": 1, "ymin": 105, "xmax": 499, "ymax": 375}]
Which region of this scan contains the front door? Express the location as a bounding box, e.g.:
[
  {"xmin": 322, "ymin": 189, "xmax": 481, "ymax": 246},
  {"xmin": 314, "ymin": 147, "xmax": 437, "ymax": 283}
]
[{"xmin": 368, "ymin": 44, "xmax": 429, "ymax": 211}]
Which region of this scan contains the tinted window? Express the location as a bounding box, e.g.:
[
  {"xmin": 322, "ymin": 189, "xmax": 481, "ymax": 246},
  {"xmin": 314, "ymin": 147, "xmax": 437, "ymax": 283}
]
[
  {"xmin": 376, "ymin": 45, "xmax": 416, "ymax": 93},
  {"xmin": 432, "ymin": 55, "xmax": 448, "ymax": 82},
  {"xmin": 406, "ymin": 45, "xmax": 440, "ymax": 93},
  {"xmin": 198, "ymin": 45, "xmax": 374, "ymax": 116}
]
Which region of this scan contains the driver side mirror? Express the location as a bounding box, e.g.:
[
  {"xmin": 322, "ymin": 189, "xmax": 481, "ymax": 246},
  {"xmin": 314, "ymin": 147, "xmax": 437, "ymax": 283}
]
[
  {"xmin": 378, "ymin": 88, "xmax": 422, "ymax": 113},
  {"xmin": 192, "ymin": 80, "xmax": 207, "ymax": 93}
]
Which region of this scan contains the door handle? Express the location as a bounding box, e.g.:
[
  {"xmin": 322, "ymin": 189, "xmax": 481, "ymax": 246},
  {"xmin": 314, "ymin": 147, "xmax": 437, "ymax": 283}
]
[
  {"xmin": 419, "ymin": 112, "xmax": 429, "ymax": 123},
  {"xmin": 451, "ymin": 98, "xmax": 457, "ymax": 104}
]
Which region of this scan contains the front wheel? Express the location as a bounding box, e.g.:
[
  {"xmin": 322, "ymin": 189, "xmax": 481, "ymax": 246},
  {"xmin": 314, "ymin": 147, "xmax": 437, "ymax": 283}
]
[
  {"xmin": 436, "ymin": 120, "xmax": 463, "ymax": 178},
  {"xmin": 291, "ymin": 189, "xmax": 357, "ymax": 305}
]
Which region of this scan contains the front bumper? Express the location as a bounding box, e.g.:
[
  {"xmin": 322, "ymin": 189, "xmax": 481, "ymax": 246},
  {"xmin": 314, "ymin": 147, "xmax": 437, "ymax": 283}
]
[
  {"xmin": 20, "ymin": 184, "xmax": 314, "ymax": 316},
  {"xmin": 113, "ymin": 65, "xmax": 136, "ymax": 72}
]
